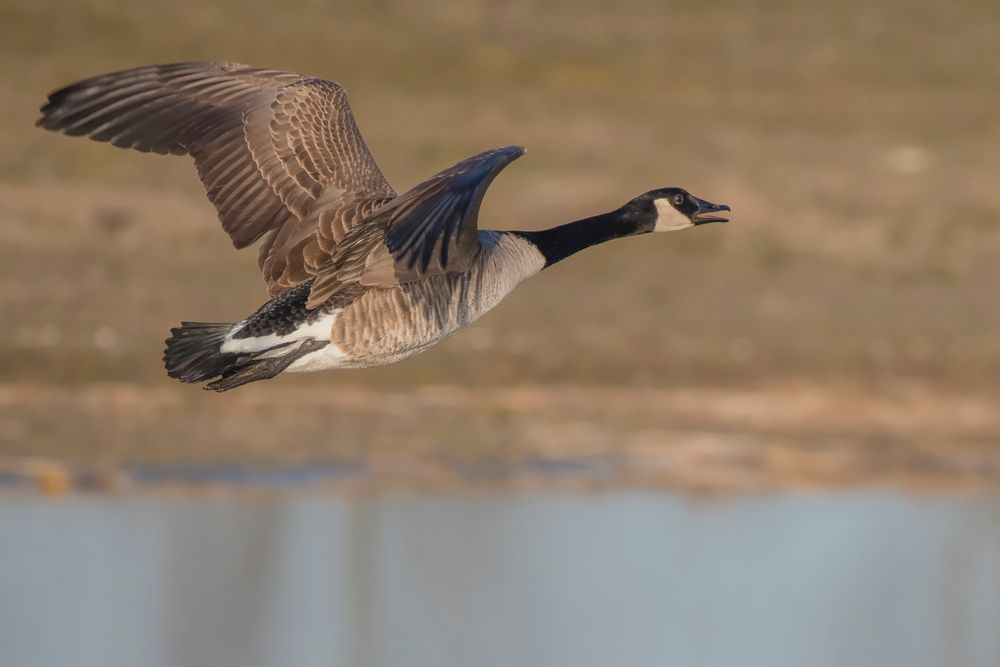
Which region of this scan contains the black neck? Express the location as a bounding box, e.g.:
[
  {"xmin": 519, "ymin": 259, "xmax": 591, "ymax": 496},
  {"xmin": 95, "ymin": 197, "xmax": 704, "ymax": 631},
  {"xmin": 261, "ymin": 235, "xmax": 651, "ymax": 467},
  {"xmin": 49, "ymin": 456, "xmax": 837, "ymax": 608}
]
[{"xmin": 512, "ymin": 210, "xmax": 646, "ymax": 267}]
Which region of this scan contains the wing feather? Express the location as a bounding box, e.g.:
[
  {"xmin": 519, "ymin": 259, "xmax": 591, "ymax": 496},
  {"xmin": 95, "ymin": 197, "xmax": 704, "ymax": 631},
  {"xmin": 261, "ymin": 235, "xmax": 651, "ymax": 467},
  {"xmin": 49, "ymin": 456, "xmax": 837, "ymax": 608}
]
[
  {"xmin": 37, "ymin": 61, "xmax": 396, "ymax": 294},
  {"xmin": 306, "ymin": 146, "xmax": 524, "ymax": 308}
]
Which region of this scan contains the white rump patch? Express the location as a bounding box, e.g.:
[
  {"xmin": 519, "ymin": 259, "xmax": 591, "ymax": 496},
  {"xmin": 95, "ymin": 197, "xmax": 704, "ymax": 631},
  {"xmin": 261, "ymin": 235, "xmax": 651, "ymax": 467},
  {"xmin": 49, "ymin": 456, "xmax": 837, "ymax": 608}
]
[{"xmin": 221, "ymin": 312, "xmax": 347, "ymax": 372}]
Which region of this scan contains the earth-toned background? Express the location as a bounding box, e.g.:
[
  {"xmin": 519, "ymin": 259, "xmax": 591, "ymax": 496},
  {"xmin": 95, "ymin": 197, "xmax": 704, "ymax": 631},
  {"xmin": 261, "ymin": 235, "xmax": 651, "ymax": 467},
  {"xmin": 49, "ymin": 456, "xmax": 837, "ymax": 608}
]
[{"xmin": 1, "ymin": 0, "xmax": 998, "ymax": 490}]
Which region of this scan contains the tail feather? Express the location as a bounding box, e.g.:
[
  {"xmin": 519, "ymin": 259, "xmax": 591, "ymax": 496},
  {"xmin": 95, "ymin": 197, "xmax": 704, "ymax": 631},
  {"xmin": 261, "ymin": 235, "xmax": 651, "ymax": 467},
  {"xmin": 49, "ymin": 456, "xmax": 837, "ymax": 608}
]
[
  {"xmin": 163, "ymin": 322, "xmax": 236, "ymax": 383},
  {"xmin": 164, "ymin": 321, "xmax": 329, "ymax": 391}
]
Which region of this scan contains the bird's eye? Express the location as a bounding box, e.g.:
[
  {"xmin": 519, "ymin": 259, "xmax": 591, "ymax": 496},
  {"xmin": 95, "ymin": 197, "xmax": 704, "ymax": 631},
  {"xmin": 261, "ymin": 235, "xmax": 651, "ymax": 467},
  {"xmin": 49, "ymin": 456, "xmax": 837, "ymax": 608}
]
[{"xmin": 673, "ymin": 194, "xmax": 685, "ymax": 206}]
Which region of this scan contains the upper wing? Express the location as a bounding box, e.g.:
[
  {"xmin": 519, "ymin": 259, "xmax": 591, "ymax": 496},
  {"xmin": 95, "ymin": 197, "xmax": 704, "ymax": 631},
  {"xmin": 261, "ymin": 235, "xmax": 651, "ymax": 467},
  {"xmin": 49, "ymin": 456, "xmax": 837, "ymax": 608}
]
[
  {"xmin": 37, "ymin": 61, "xmax": 396, "ymax": 294},
  {"xmin": 306, "ymin": 146, "xmax": 524, "ymax": 308}
]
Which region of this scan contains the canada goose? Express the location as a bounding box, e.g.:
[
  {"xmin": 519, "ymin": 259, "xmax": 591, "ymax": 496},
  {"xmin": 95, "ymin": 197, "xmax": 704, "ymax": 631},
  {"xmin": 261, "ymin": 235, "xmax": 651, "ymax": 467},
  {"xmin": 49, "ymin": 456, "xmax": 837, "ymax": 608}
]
[{"xmin": 37, "ymin": 62, "xmax": 730, "ymax": 392}]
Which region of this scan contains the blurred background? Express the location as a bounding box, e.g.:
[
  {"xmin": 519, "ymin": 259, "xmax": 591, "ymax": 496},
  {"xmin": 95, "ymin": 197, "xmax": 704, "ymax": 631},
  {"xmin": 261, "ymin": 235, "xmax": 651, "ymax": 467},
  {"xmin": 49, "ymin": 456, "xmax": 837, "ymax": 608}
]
[{"xmin": 0, "ymin": 1, "xmax": 998, "ymax": 666}]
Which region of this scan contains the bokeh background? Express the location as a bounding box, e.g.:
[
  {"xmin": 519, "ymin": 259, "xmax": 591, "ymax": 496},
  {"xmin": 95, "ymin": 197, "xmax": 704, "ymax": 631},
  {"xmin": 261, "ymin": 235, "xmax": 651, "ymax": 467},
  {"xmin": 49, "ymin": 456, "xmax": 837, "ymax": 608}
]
[
  {"xmin": 2, "ymin": 3, "xmax": 1000, "ymax": 667},
  {"xmin": 1, "ymin": 0, "xmax": 999, "ymax": 484}
]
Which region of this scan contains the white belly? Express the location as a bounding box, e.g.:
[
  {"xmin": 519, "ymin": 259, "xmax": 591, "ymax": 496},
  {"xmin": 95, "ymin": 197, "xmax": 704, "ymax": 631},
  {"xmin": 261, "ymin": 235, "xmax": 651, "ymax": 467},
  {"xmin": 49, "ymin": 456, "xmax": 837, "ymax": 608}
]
[
  {"xmin": 220, "ymin": 312, "xmax": 350, "ymax": 373},
  {"xmin": 284, "ymin": 342, "xmax": 351, "ymax": 372}
]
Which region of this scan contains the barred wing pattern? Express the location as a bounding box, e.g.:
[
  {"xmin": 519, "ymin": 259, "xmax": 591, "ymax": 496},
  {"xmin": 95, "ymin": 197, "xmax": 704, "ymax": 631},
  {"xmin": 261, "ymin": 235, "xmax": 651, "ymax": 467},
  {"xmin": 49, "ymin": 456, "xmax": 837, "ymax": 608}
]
[
  {"xmin": 37, "ymin": 62, "xmax": 396, "ymax": 294},
  {"xmin": 306, "ymin": 146, "xmax": 524, "ymax": 308}
]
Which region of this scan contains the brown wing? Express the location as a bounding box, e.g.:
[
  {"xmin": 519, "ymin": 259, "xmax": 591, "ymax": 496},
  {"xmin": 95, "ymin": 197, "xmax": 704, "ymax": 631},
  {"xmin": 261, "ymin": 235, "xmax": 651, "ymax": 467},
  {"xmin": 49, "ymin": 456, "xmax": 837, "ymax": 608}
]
[
  {"xmin": 37, "ymin": 61, "xmax": 396, "ymax": 294},
  {"xmin": 306, "ymin": 146, "xmax": 524, "ymax": 308}
]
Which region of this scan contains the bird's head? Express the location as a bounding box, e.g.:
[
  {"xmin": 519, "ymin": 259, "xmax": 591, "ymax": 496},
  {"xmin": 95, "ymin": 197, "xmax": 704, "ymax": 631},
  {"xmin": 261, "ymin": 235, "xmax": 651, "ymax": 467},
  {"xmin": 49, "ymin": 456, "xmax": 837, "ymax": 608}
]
[{"xmin": 622, "ymin": 188, "xmax": 731, "ymax": 233}]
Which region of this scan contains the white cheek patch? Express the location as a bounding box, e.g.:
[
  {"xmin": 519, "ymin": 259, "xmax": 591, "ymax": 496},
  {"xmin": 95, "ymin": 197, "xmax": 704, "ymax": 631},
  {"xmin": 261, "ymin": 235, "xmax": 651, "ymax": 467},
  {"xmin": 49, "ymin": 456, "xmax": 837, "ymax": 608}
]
[{"xmin": 654, "ymin": 199, "xmax": 694, "ymax": 232}]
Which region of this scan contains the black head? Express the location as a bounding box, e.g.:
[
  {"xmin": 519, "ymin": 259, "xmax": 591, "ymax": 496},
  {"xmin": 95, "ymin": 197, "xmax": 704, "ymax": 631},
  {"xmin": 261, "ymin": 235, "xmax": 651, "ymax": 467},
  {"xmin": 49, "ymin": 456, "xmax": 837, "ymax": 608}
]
[
  {"xmin": 622, "ymin": 188, "xmax": 731, "ymax": 232},
  {"xmin": 511, "ymin": 187, "xmax": 731, "ymax": 268}
]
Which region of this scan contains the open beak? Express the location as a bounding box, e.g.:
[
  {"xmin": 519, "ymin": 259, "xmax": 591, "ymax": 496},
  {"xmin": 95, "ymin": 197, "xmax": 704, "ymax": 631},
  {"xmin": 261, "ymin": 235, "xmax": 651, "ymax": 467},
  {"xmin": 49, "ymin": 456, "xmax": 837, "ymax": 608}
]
[{"xmin": 692, "ymin": 198, "xmax": 731, "ymax": 224}]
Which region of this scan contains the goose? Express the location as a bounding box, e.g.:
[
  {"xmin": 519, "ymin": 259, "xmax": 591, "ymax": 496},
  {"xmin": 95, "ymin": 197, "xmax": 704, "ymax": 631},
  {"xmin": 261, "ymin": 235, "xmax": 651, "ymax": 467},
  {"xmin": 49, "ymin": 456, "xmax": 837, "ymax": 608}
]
[{"xmin": 37, "ymin": 62, "xmax": 730, "ymax": 392}]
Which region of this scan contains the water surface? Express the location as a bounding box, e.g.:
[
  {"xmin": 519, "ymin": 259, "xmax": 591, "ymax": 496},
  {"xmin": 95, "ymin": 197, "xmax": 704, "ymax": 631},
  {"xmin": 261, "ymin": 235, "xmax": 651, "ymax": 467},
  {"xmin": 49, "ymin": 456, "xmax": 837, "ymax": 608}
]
[{"xmin": 1, "ymin": 491, "xmax": 997, "ymax": 667}]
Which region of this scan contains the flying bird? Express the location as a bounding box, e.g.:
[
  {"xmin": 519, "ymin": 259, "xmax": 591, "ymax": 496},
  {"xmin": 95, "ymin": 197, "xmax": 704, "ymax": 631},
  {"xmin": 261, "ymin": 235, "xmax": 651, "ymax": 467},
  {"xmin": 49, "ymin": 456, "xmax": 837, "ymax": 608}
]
[{"xmin": 37, "ymin": 62, "xmax": 730, "ymax": 391}]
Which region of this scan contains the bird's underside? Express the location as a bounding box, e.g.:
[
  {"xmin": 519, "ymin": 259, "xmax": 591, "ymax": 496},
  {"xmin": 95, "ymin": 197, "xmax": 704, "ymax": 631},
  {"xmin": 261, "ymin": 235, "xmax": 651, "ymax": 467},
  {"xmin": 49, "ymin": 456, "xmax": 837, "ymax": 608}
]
[{"xmin": 37, "ymin": 61, "xmax": 534, "ymax": 391}]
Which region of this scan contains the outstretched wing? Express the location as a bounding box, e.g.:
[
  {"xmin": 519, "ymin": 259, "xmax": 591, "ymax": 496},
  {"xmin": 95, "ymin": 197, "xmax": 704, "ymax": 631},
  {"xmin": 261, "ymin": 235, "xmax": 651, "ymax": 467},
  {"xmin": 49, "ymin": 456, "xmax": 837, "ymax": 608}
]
[
  {"xmin": 37, "ymin": 61, "xmax": 396, "ymax": 295},
  {"xmin": 306, "ymin": 146, "xmax": 524, "ymax": 308}
]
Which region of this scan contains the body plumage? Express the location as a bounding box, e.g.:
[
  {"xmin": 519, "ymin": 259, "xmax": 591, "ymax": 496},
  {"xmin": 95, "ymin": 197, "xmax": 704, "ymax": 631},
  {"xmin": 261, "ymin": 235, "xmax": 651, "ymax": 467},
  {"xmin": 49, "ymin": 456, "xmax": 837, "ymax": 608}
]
[{"xmin": 37, "ymin": 62, "xmax": 730, "ymax": 391}]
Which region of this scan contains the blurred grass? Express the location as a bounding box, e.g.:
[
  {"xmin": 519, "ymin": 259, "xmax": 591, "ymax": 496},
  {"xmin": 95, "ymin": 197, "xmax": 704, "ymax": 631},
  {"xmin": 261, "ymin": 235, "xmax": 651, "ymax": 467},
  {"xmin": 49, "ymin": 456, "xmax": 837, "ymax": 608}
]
[{"xmin": 1, "ymin": 0, "xmax": 999, "ymax": 478}]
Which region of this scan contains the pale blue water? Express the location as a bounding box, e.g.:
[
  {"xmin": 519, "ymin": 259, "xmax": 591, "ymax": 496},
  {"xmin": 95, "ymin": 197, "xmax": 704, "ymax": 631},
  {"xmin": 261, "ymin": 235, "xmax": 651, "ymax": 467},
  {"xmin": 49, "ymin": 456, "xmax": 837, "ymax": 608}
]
[{"xmin": 1, "ymin": 491, "xmax": 998, "ymax": 667}]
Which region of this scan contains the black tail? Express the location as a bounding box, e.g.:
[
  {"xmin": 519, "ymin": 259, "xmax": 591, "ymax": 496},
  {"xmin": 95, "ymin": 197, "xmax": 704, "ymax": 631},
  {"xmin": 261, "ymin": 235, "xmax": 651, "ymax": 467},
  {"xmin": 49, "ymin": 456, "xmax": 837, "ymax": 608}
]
[
  {"xmin": 163, "ymin": 322, "xmax": 237, "ymax": 383},
  {"xmin": 164, "ymin": 321, "xmax": 329, "ymax": 392}
]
